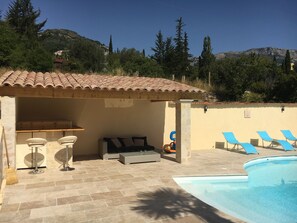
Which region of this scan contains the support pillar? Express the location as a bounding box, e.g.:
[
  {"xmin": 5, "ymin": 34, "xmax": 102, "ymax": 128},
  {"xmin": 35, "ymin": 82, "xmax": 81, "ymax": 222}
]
[
  {"xmin": 0, "ymin": 97, "xmax": 16, "ymax": 168},
  {"xmin": 175, "ymin": 99, "xmax": 192, "ymax": 163}
]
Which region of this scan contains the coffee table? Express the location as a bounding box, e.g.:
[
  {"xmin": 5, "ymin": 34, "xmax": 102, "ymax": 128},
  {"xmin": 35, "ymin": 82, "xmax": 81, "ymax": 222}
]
[{"xmin": 119, "ymin": 151, "xmax": 160, "ymax": 164}]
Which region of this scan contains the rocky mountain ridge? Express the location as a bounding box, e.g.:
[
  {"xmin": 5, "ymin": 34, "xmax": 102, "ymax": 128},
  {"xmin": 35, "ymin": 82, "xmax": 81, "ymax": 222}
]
[
  {"xmin": 41, "ymin": 29, "xmax": 108, "ymax": 53},
  {"xmin": 215, "ymin": 47, "xmax": 297, "ymax": 62},
  {"xmin": 41, "ymin": 29, "xmax": 297, "ymax": 64}
]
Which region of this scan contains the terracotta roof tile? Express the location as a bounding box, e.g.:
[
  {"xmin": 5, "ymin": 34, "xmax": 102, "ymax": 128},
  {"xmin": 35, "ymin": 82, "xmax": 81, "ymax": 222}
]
[
  {"xmin": 0, "ymin": 70, "xmax": 204, "ymax": 94},
  {"xmin": 44, "ymin": 72, "xmax": 54, "ymax": 87}
]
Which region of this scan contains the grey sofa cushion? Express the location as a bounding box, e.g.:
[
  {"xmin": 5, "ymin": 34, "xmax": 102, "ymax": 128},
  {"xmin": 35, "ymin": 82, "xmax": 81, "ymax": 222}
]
[
  {"xmin": 103, "ymin": 138, "xmax": 119, "ymax": 153},
  {"xmin": 132, "ymin": 136, "xmax": 148, "ymax": 146},
  {"xmin": 118, "ymin": 137, "xmax": 134, "ymax": 147},
  {"xmin": 105, "ymin": 136, "xmax": 154, "ymax": 154}
]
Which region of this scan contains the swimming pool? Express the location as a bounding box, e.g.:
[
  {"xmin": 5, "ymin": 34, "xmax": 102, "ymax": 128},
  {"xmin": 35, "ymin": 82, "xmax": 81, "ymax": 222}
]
[{"xmin": 173, "ymin": 156, "xmax": 297, "ymax": 223}]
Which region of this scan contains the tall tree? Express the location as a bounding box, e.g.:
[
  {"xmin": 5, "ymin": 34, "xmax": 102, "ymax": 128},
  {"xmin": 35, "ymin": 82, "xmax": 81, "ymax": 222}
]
[
  {"xmin": 6, "ymin": 0, "xmax": 47, "ymax": 39},
  {"xmin": 182, "ymin": 32, "xmax": 191, "ymax": 76},
  {"xmin": 108, "ymin": 35, "xmax": 113, "ymax": 54},
  {"xmin": 3, "ymin": 0, "xmax": 52, "ymax": 72},
  {"xmin": 151, "ymin": 30, "xmax": 165, "ymax": 65},
  {"xmin": 0, "ymin": 21, "xmax": 19, "ymax": 66},
  {"xmin": 163, "ymin": 37, "xmax": 175, "ymax": 77},
  {"xmin": 173, "ymin": 17, "xmax": 184, "ymax": 78},
  {"xmin": 174, "ymin": 17, "xmax": 184, "ymax": 57},
  {"xmin": 200, "ymin": 36, "xmax": 215, "ymax": 81},
  {"xmin": 283, "ymin": 50, "xmax": 291, "ymax": 74}
]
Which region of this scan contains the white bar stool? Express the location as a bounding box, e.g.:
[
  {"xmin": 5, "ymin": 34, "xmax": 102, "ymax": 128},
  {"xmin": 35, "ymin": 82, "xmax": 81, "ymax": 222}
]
[
  {"xmin": 58, "ymin": 136, "xmax": 77, "ymax": 171},
  {"xmin": 26, "ymin": 138, "xmax": 47, "ymax": 174}
]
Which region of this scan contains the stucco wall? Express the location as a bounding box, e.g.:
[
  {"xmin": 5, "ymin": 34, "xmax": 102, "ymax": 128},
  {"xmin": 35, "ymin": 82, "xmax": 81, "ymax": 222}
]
[
  {"xmin": 17, "ymin": 98, "xmax": 166, "ymax": 156},
  {"xmin": 164, "ymin": 102, "xmax": 297, "ymax": 150},
  {"xmin": 0, "ymin": 98, "xmax": 3, "ymax": 182},
  {"xmin": 16, "ymin": 98, "xmax": 297, "ymax": 155},
  {"xmin": 0, "ymin": 126, "xmax": 3, "ymax": 183},
  {"xmin": 0, "ymin": 97, "xmax": 16, "ymax": 168}
]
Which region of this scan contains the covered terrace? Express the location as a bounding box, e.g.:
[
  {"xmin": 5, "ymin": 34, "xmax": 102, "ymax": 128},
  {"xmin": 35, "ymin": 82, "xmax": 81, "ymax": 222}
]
[{"xmin": 0, "ymin": 70, "xmax": 205, "ymax": 172}]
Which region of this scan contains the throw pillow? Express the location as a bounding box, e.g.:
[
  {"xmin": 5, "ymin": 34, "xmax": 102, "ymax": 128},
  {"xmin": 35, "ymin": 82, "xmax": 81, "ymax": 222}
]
[
  {"xmin": 111, "ymin": 138, "xmax": 122, "ymax": 148},
  {"xmin": 133, "ymin": 138, "xmax": 145, "ymax": 146},
  {"xmin": 132, "ymin": 136, "xmax": 148, "ymax": 146},
  {"xmin": 121, "ymin": 137, "xmax": 134, "ymax": 147}
]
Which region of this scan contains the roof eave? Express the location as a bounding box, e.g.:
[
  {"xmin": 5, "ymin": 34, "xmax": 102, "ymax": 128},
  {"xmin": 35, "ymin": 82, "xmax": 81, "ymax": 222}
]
[{"xmin": 0, "ymin": 86, "xmax": 205, "ymax": 101}]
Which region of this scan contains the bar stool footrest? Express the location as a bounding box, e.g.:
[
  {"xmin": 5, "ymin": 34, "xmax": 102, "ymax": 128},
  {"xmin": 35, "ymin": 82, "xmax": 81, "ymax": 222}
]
[
  {"xmin": 61, "ymin": 167, "xmax": 75, "ymax": 171},
  {"xmin": 30, "ymin": 169, "xmax": 44, "ymax": 174}
]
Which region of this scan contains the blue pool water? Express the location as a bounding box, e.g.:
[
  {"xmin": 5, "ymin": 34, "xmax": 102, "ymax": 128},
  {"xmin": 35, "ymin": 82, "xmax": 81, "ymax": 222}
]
[{"xmin": 174, "ymin": 156, "xmax": 297, "ymax": 223}]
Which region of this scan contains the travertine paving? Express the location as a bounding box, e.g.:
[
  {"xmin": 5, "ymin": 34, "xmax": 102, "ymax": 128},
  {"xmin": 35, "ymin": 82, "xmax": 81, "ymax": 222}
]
[{"xmin": 1, "ymin": 147, "xmax": 296, "ymax": 223}]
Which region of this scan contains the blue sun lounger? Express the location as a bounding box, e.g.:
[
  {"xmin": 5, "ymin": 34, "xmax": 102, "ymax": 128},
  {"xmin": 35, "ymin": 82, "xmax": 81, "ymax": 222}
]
[
  {"xmin": 257, "ymin": 131, "xmax": 295, "ymax": 151},
  {"xmin": 222, "ymin": 132, "xmax": 258, "ymax": 154},
  {"xmin": 281, "ymin": 130, "xmax": 297, "ymax": 147}
]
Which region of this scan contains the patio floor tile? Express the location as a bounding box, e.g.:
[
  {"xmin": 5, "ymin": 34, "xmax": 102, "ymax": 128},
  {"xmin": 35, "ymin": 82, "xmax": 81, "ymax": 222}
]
[
  {"xmin": 90, "ymin": 191, "xmax": 123, "ymax": 200},
  {"xmin": 19, "ymin": 199, "xmax": 56, "ymax": 210},
  {"xmin": 57, "ymin": 195, "xmax": 92, "ymax": 205},
  {"xmin": 0, "ymin": 148, "xmax": 296, "ymax": 222}
]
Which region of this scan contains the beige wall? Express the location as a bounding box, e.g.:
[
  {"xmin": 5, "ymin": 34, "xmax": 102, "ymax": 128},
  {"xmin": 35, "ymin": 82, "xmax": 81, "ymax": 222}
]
[
  {"xmin": 17, "ymin": 98, "xmax": 166, "ymax": 156},
  {"xmin": 16, "ymin": 98, "xmax": 297, "ymax": 155},
  {"xmin": 165, "ymin": 103, "xmax": 297, "ymax": 150},
  {"xmin": 0, "ymin": 97, "xmax": 16, "ymax": 168},
  {"xmin": 193, "ymin": 104, "xmax": 297, "ymax": 150},
  {"xmin": 0, "ymin": 125, "xmax": 3, "ymax": 182},
  {"xmin": 0, "ymin": 98, "xmax": 3, "ymax": 181}
]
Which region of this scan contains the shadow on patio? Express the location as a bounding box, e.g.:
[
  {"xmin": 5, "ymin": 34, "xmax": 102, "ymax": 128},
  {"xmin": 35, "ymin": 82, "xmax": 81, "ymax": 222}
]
[{"xmin": 131, "ymin": 187, "xmax": 236, "ymax": 222}]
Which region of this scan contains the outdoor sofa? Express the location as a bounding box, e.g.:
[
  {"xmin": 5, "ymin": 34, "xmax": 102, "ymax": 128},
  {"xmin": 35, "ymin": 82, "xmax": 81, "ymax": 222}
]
[{"xmin": 99, "ymin": 136, "xmax": 155, "ymax": 160}]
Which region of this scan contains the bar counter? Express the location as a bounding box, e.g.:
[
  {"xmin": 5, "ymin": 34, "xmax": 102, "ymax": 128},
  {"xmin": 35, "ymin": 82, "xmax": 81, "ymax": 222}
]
[
  {"xmin": 16, "ymin": 121, "xmax": 84, "ymax": 169},
  {"xmin": 16, "ymin": 126, "xmax": 84, "ymax": 134}
]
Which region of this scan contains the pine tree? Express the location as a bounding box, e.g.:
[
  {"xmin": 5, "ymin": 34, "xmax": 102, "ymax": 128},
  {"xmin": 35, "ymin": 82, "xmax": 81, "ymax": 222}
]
[
  {"xmin": 108, "ymin": 35, "xmax": 113, "ymax": 54},
  {"xmin": 6, "ymin": 0, "xmax": 47, "ymax": 39},
  {"xmin": 163, "ymin": 37, "xmax": 175, "ymax": 77},
  {"xmin": 0, "ymin": 21, "xmax": 19, "ymax": 67},
  {"xmin": 151, "ymin": 30, "xmax": 165, "ymax": 65}
]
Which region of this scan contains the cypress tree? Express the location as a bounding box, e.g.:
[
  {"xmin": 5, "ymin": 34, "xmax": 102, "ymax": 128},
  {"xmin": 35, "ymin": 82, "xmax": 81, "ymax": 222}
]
[
  {"xmin": 273, "ymin": 55, "xmax": 277, "ymax": 64},
  {"xmin": 183, "ymin": 32, "xmax": 191, "ymax": 76},
  {"xmin": 173, "ymin": 17, "xmax": 184, "ymax": 78},
  {"xmin": 174, "ymin": 17, "xmax": 184, "ymax": 57},
  {"xmin": 108, "ymin": 35, "xmax": 113, "ymax": 54},
  {"xmin": 200, "ymin": 36, "xmax": 215, "ymax": 80},
  {"xmin": 174, "ymin": 17, "xmax": 185, "ymax": 78},
  {"xmin": 284, "ymin": 50, "xmax": 291, "ymax": 74},
  {"xmin": 201, "ymin": 36, "xmax": 214, "ymax": 63}
]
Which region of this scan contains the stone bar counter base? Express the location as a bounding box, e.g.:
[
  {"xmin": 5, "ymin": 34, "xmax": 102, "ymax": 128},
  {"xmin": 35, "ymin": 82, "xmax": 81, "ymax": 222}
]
[{"xmin": 16, "ymin": 121, "xmax": 84, "ymax": 170}]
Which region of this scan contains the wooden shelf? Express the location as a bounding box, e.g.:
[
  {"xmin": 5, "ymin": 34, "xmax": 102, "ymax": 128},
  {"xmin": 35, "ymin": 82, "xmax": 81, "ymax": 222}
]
[{"xmin": 16, "ymin": 126, "xmax": 84, "ymax": 133}]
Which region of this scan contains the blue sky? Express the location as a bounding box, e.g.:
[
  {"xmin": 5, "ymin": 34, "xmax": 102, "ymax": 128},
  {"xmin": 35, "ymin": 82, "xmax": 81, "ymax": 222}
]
[{"xmin": 1, "ymin": 0, "xmax": 296, "ymax": 56}]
